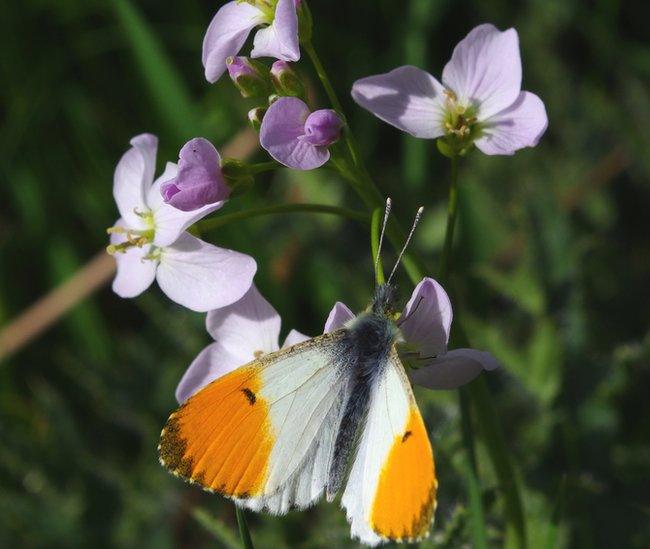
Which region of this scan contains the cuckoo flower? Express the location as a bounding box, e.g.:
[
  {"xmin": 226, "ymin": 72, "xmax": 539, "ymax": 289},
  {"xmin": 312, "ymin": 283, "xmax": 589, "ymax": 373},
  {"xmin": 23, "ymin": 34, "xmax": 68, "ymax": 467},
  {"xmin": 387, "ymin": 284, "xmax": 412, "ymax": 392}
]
[
  {"xmin": 176, "ymin": 284, "xmax": 312, "ymax": 402},
  {"xmin": 108, "ymin": 134, "xmax": 256, "ymax": 312},
  {"xmin": 176, "ymin": 277, "xmax": 498, "ymax": 404},
  {"xmin": 161, "ymin": 138, "xmax": 230, "ymax": 212},
  {"xmin": 260, "ymin": 97, "xmax": 343, "ymax": 170},
  {"xmin": 203, "ymin": 0, "xmax": 300, "ymax": 83},
  {"xmin": 329, "ymin": 278, "xmax": 500, "ymax": 389},
  {"xmin": 352, "ymin": 23, "xmax": 548, "ymax": 156}
]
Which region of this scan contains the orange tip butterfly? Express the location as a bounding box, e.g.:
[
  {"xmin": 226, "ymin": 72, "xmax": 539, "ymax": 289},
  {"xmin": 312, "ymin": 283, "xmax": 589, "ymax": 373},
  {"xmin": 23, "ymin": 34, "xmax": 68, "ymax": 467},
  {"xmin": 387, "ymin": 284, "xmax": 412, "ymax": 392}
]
[{"xmin": 158, "ymin": 202, "xmax": 437, "ymax": 546}]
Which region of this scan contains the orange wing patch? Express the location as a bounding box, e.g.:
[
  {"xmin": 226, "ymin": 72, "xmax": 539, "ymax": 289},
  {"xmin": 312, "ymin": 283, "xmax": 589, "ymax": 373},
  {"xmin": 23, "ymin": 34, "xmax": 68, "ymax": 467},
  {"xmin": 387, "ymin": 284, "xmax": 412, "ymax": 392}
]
[
  {"xmin": 370, "ymin": 405, "xmax": 437, "ymax": 541},
  {"xmin": 159, "ymin": 365, "xmax": 275, "ymax": 498}
]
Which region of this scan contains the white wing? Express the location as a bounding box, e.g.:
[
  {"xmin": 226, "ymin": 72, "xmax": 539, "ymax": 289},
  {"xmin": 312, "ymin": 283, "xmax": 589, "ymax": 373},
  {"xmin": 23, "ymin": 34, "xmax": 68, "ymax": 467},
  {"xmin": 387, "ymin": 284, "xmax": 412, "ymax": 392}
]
[
  {"xmin": 159, "ymin": 332, "xmax": 348, "ymax": 512},
  {"xmin": 341, "ymin": 351, "xmax": 438, "ymax": 546}
]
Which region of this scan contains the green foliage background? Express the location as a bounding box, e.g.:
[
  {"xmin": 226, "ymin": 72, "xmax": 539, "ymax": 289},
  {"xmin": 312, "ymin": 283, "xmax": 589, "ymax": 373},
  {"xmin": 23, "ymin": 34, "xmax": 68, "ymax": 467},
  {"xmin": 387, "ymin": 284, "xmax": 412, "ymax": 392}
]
[{"xmin": 1, "ymin": 0, "xmax": 649, "ymax": 547}]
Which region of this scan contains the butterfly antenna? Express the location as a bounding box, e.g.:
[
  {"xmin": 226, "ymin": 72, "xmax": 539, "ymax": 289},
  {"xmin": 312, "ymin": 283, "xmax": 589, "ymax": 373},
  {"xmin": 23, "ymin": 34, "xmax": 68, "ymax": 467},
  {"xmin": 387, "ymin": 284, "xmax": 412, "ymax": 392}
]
[
  {"xmin": 374, "ymin": 197, "xmax": 392, "ymax": 281},
  {"xmin": 387, "ymin": 206, "xmax": 424, "ymax": 284}
]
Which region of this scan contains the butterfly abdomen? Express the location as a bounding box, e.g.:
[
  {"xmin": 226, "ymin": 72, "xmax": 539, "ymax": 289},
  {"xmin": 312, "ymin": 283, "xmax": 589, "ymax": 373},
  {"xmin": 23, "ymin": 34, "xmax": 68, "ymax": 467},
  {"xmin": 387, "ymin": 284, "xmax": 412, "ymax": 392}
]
[{"xmin": 326, "ymin": 313, "xmax": 397, "ymax": 499}]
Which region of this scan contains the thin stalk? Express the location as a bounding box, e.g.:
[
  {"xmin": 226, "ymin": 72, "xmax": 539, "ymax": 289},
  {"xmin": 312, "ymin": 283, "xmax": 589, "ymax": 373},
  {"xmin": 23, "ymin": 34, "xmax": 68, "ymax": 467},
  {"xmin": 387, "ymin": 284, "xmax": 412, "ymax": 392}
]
[
  {"xmin": 370, "ymin": 206, "xmax": 386, "ymax": 285},
  {"xmin": 235, "ymin": 506, "xmax": 254, "ymax": 549},
  {"xmin": 439, "ymin": 156, "xmax": 487, "ymax": 547},
  {"xmin": 197, "ymin": 203, "xmax": 367, "ymax": 233},
  {"xmin": 439, "ymin": 156, "xmax": 459, "ymax": 281},
  {"xmin": 246, "ymin": 161, "xmax": 281, "ymax": 175}
]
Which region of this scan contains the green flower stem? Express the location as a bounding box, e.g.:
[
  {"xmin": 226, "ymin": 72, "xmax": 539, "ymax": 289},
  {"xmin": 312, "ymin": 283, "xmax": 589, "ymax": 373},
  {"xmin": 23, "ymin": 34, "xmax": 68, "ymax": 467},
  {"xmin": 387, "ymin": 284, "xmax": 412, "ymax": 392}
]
[
  {"xmin": 246, "ymin": 161, "xmax": 281, "ymax": 175},
  {"xmin": 370, "ymin": 206, "xmax": 386, "ymax": 285},
  {"xmin": 235, "ymin": 506, "xmax": 254, "ymax": 549},
  {"xmin": 197, "ymin": 203, "xmax": 367, "ymax": 233},
  {"xmin": 439, "ymin": 156, "xmax": 459, "ymax": 281}
]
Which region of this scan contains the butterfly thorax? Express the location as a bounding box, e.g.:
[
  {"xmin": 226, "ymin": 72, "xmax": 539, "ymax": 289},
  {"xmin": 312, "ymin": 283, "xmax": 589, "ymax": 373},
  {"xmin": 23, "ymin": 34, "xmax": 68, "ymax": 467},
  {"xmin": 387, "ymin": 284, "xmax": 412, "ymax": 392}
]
[{"xmin": 326, "ymin": 287, "xmax": 400, "ymax": 499}]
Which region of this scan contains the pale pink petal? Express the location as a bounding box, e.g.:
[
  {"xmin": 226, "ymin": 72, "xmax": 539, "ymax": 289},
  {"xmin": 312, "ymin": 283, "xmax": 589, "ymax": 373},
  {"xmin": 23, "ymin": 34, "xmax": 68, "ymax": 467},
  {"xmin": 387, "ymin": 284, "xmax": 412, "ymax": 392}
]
[
  {"xmin": 409, "ymin": 349, "xmax": 500, "ymax": 390},
  {"xmin": 475, "ymin": 91, "xmax": 548, "ymax": 155},
  {"xmin": 205, "ymin": 284, "xmax": 281, "ymax": 361},
  {"xmin": 251, "ymin": 0, "xmax": 300, "ymax": 61},
  {"xmin": 149, "ymin": 161, "xmax": 223, "ymax": 247},
  {"xmin": 113, "ymin": 134, "xmax": 158, "ymax": 229},
  {"xmin": 442, "ymin": 24, "xmax": 521, "ymax": 120},
  {"xmin": 202, "ymin": 1, "xmax": 266, "ymax": 83},
  {"xmin": 146, "ymin": 161, "xmax": 178, "ymax": 211},
  {"xmin": 156, "ymin": 233, "xmax": 256, "ymax": 312},
  {"xmin": 282, "ymin": 329, "xmax": 310, "ymax": 347},
  {"xmin": 260, "ymin": 97, "xmax": 330, "ymax": 170},
  {"xmin": 398, "ymin": 277, "xmax": 452, "ymax": 357},
  {"xmin": 324, "ymin": 302, "xmax": 355, "ymax": 332},
  {"xmin": 175, "ymin": 342, "xmax": 244, "ymax": 403},
  {"xmin": 110, "ymin": 219, "xmax": 158, "ymax": 298},
  {"xmin": 351, "ymin": 66, "xmax": 447, "ymax": 138}
]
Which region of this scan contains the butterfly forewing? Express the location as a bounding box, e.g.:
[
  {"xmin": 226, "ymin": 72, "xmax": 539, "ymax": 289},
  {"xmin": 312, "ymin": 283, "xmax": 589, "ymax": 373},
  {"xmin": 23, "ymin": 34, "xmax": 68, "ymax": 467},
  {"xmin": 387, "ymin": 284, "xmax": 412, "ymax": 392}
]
[
  {"xmin": 342, "ymin": 351, "xmax": 437, "ymax": 545},
  {"xmin": 159, "ymin": 331, "xmax": 348, "ymax": 508}
]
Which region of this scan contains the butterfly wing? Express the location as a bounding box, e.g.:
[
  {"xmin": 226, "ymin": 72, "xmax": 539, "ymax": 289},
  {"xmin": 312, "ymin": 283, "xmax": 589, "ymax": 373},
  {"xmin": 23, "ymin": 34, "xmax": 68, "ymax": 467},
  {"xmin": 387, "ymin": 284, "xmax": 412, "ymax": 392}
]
[
  {"xmin": 342, "ymin": 350, "xmax": 437, "ymax": 545},
  {"xmin": 159, "ymin": 331, "xmax": 348, "ymax": 511}
]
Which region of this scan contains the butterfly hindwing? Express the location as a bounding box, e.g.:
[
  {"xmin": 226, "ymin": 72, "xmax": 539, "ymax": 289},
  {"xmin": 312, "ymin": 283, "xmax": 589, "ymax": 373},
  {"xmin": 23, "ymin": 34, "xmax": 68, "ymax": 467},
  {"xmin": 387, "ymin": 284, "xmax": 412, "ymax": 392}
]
[
  {"xmin": 159, "ymin": 331, "xmax": 348, "ymax": 508},
  {"xmin": 342, "ymin": 350, "xmax": 437, "ymax": 546}
]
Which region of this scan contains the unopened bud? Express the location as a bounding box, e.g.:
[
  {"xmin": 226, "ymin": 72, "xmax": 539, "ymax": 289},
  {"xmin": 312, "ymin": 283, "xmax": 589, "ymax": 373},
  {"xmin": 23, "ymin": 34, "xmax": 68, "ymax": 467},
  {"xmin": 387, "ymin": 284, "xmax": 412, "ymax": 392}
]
[
  {"xmin": 300, "ymin": 109, "xmax": 344, "ymax": 147},
  {"xmin": 226, "ymin": 56, "xmax": 270, "ymax": 98},
  {"xmin": 270, "ymin": 60, "xmax": 305, "ymax": 98},
  {"xmin": 248, "ymin": 107, "xmax": 267, "ymax": 131}
]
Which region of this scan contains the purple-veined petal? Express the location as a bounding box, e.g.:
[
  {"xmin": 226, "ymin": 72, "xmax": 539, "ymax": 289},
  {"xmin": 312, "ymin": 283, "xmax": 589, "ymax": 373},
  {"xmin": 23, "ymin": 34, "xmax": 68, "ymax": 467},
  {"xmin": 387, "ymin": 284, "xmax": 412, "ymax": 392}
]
[
  {"xmin": 475, "ymin": 91, "xmax": 548, "ymax": 155},
  {"xmin": 202, "ymin": 1, "xmax": 267, "ymax": 83},
  {"xmin": 156, "ymin": 233, "xmax": 256, "ymax": 312},
  {"xmin": 324, "ymin": 302, "xmax": 355, "ymax": 332},
  {"xmin": 110, "ymin": 219, "xmax": 158, "ymax": 298},
  {"xmin": 251, "ymin": 0, "xmax": 300, "ymax": 61},
  {"xmin": 351, "ymin": 66, "xmax": 447, "ymax": 138},
  {"xmin": 260, "ymin": 97, "xmax": 330, "ymax": 170},
  {"xmin": 442, "ymin": 24, "xmax": 521, "ymax": 121},
  {"xmin": 409, "ymin": 348, "xmax": 500, "ymax": 390},
  {"xmin": 206, "ymin": 284, "xmax": 281, "ymax": 360},
  {"xmin": 282, "ymin": 329, "xmax": 310, "ymax": 347},
  {"xmin": 175, "ymin": 342, "xmax": 244, "ymax": 403},
  {"xmin": 160, "ymin": 138, "xmax": 230, "ymax": 212},
  {"xmin": 113, "ymin": 134, "xmax": 158, "ymax": 229},
  {"xmin": 399, "ymin": 277, "xmax": 452, "ymax": 357}
]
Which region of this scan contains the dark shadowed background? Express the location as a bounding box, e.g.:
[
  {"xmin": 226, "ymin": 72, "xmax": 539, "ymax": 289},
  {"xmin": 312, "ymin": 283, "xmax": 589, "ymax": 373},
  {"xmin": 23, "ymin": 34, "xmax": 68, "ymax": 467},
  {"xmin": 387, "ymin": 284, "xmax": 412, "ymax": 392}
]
[{"xmin": 1, "ymin": 0, "xmax": 649, "ymax": 547}]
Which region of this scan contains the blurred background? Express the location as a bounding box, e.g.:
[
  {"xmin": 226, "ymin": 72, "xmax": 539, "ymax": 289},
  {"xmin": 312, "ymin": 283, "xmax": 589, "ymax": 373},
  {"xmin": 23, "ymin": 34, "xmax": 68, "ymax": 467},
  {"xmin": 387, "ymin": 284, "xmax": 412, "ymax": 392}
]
[{"xmin": 1, "ymin": 0, "xmax": 649, "ymax": 547}]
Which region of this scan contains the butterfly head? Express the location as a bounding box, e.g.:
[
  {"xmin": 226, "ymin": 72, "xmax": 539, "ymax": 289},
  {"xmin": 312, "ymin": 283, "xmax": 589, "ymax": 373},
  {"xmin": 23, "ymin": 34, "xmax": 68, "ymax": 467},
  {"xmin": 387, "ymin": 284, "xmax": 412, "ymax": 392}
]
[{"xmin": 372, "ymin": 283, "xmax": 398, "ymax": 317}]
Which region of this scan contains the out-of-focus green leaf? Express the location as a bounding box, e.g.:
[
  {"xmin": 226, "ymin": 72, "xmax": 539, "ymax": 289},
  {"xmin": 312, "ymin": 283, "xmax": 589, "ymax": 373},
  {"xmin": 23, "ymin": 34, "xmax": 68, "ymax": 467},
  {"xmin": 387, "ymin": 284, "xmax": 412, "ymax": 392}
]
[
  {"xmin": 193, "ymin": 507, "xmax": 241, "ymax": 549},
  {"xmin": 112, "ymin": 0, "xmax": 199, "ymax": 140}
]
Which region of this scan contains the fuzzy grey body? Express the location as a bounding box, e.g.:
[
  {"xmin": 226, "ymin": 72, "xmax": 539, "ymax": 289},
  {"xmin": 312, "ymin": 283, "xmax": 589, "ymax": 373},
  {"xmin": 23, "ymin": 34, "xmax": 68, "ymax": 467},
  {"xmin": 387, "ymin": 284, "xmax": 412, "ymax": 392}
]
[{"xmin": 326, "ymin": 284, "xmax": 399, "ymax": 499}]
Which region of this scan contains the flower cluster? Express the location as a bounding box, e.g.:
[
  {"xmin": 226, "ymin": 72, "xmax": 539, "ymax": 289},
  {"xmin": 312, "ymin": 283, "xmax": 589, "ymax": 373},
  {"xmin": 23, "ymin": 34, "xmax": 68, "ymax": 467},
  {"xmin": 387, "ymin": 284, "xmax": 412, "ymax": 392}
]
[{"xmin": 106, "ymin": 3, "xmax": 549, "ymax": 545}]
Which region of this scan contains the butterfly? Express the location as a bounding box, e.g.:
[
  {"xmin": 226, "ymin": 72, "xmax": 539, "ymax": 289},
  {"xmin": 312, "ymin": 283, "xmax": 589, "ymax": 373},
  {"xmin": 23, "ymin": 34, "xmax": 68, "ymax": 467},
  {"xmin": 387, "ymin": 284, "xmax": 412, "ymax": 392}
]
[{"xmin": 158, "ymin": 202, "xmax": 437, "ymax": 546}]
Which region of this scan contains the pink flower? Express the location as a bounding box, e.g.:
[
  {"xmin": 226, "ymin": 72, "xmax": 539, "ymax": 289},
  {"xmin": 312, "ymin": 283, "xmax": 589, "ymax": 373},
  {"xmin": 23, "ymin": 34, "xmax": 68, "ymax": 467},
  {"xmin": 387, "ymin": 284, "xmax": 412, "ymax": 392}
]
[
  {"xmin": 176, "ymin": 285, "xmax": 311, "ymax": 403},
  {"xmin": 176, "ymin": 278, "xmax": 499, "ymax": 404},
  {"xmin": 161, "ymin": 138, "xmax": 230, "ymax": 212},
  {"xmin": 330, "ymin": 278, "xmax": 500, "ymax": 389},
  {"xmin": 260, "ymin": 97, "xmax": 343, "ymax": 170},
  {"xmin": 352, "ymin": 24, "xmax": 548, "ymax": 156},
  {"xmin": 108, "ymin": 134, "xmax": 256, "ymax": 312},
  {"xmin": 203, "ymin": 0, "xmax": 300, "ymax": 83}
]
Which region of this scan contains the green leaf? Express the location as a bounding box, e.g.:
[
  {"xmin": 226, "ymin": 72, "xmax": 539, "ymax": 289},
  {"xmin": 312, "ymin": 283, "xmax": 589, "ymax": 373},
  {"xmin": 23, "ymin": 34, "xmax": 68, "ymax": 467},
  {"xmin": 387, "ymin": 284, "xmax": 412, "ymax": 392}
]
[{"xmin": 192, "ymin": 507, "xmax": 241, "ymax": 549}]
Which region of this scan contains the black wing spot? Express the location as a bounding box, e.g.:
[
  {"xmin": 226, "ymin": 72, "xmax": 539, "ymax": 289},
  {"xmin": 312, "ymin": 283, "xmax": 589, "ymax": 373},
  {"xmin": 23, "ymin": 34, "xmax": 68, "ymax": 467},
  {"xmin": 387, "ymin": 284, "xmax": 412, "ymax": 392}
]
[
  {"xmin": 402, "ymin": 430, "xmax": 413, "ymax": 443},
  {"xmin": 242, "ymin": 388, "xmax": 256, "ymax": 405}
]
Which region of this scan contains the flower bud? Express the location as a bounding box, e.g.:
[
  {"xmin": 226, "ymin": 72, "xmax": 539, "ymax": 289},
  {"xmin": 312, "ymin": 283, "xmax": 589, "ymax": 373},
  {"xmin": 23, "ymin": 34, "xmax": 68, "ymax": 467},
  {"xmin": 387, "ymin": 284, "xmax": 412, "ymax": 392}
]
[
  {"xmin": 300, "ymin": 109, "xmax": 344, "ymax": 147},
  {"xmin": 226, "ymin": 56, "xmax": 270, "ymax": 98},
  {"xmin": 161, "ymin": 138, "xmax": 230, "ymax": 211},
  {"xmin": 270, "ymin": 60, "xmax": 305, "ymax": 98},
  {"xmin": 247, "ymin": 107, "xmax": 267, "ymax": 131}
]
